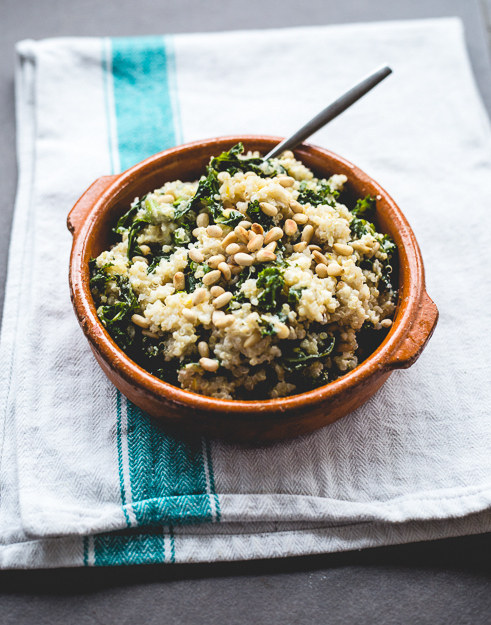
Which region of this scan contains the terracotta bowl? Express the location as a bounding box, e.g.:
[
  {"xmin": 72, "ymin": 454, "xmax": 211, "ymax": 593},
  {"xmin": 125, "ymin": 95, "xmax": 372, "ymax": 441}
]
[{"xmin": 68, "ymin": 136, "xmax": 438, "ymax": 443}]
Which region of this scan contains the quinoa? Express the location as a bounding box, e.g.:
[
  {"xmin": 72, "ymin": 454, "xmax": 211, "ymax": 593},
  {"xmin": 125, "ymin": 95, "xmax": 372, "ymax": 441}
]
[{"xmin": 90, "ymin": 143, "xmax": 397, "ymax": 400}]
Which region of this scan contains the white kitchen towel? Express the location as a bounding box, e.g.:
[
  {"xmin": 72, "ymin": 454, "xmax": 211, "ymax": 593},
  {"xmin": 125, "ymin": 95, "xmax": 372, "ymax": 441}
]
[{"xmin": 1, "ymin": 18, "xmax": 491, "ymax": 569}]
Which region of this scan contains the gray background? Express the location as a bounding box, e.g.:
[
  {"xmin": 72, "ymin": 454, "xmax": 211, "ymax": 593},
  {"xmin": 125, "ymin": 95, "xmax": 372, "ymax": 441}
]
[{"xmin": 1, "ymin": 1, "xmax": 491, "ymax": 623}]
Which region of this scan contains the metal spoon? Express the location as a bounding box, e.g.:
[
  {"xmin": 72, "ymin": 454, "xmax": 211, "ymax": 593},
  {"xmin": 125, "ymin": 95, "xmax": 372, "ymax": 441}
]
[{"xmin": 264, "ymin": 65, "xmax": 392, "ymax": 160}]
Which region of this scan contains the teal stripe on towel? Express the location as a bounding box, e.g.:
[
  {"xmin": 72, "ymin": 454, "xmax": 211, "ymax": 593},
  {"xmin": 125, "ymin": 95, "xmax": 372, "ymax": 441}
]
[
  {"xmin": 110, "ymin": 36, "xmax": 177, "ymax": 171},
  {"xmin": 126, "ymin": 401, "xmax": 212, "ymax": 526},
  {"xmin": 91, "ymin": 35, "xmax": 220, "ymax": 567}
]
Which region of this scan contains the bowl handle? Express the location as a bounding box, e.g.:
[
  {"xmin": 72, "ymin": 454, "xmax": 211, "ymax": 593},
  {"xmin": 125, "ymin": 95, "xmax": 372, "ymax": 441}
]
[
  {"xmin": 67, "ymin": 175, "xmax": 118, "ymax": 235},
  {"xmin": 385, "ymin": 291, "xmax": 439, "ymax": 370}
]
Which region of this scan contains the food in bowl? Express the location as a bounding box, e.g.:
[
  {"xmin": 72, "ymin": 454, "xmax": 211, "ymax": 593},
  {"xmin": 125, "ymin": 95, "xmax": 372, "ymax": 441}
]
[{"xmin": 90, "ymin": 143, "xmax": 397, "ymax": 400}]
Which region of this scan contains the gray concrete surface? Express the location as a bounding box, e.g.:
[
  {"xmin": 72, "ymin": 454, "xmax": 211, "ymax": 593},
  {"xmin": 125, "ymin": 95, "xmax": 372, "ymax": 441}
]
[{"xmin": 1, "ymin": 1, "xmax": 491, "ymax": 624}]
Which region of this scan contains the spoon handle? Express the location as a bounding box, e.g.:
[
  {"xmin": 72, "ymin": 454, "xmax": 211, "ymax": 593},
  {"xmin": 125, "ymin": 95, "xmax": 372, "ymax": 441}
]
[{"xmin": 264, "ymin": 65, "xmax": 392, "ymax": 160}]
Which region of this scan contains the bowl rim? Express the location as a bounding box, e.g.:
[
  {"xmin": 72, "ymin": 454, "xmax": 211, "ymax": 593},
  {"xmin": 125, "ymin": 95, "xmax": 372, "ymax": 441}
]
[{"xmin": 69, "ymin": 135, "xmax": 424, "ymax": 417}]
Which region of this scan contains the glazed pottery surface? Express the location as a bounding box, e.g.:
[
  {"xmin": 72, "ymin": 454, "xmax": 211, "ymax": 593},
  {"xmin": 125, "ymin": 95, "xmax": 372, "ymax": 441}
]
[{"xmin": 68, "ymin": 136, "xmax": 438, "ymax": 443}]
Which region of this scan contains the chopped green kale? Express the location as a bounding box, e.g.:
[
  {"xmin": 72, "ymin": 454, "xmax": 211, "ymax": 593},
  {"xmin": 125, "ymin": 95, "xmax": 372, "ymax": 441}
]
[
  {"xmin": 287, "ymin": 286, "xmax": 305, "ymax": 306},
  {"xmin": 246, "ymin": 199, "xmax": 275, "ymax": 229},
  {"xmin": 114, "ymin": 196, "xmax": 146, "ymax": 235},
  {"xmin": 281, "ymin": 336, "xmax": 336, "ymax": 372},
  {"xmin": 89, "ymin": 259, "xmax": 114, "ymax": 293},
  {"xmin": 352, "ymin": 195, "xmax": 376, "ymax": 219},
  {"xmin": 96, "ymin": 275, "xmax": 139, "ymax": 350},
  {"xmin": 378, "ymin": 234, "xmax": 397, "ymax": 291},
  {"xmin": 256, "ymin": 266, "xmax": 285, "ymax": 313},
  {"xmin": 297, "ymin": 180, "xmax": 339, "ymax": 207},
  {"xmin": 209, "ymin": 142, "xmax": 286, "ymax": 178}
]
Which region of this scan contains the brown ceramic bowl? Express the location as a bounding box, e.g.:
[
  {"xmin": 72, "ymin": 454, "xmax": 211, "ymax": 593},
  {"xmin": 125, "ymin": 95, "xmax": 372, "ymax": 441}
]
[{"xmin": 68, "ymin": 136, "xmax": 438, "ymax": 443}]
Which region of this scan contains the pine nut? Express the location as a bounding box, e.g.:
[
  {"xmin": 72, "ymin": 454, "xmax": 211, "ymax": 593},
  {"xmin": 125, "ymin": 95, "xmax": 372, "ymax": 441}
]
[
  {"xmin": 131, "ymin": 314, "xmax": 150, "ymax": 329},
  {"xmin": 244, "ymin": 333, "xmax": 260, "ymax": 348},
  {"xmin": 351, "ymin": 241, "xmax": 371, "ymax": 254},
  {"xmin": 131, "ymin": 256, "xmax": 148, "ymax": 264},
  {"xmin": 212, "ymin": 311, "xmax": 235, "ymax": 328},
  {"xmin": 206, "ymin": 225, "xmax": 223, "ymax": 238},
  {"xmin": 293, "ymin": 213, "xmax": 308, "ymax": 224},
  {"xmin": 327, "ymin": 263, "xmax": 344, "ymax": 277},
  {"xmin": 198, "ymin": 341, "xmax": 209, "ymax": 358},
  {"xmin": 381, "ymin": 318, "xmax": 393, "ymax": 328},
  {"xmin": 301, "ymin": 225, "xmax": 314, "ymax": 243},
  {"xmin": 207, "ymin": 254, "xmax": 226, "ymax": 269},
  {"xmin": 276, "ymin": 323, "xmax": 290, "ymax": 339},
  {"xmin": 173, "ymin": 271, "xmax": 185, "ymax": 290},
  {"xmin": 139, "ymin": 244, "xmax": 151, "ymax": 255},
  {"xmin": 312, "ymin": 250, "xmax": 328, "ymax": 265},
  {"xmin": 290, "ymin": 199, "xmax": 304, "ymax": 213},
  {"xmin": 210, "ymin": 285, "xmax": 225, "ymax": 297},
  {"xmin": 192, "ymin": 288, "xmax": 208, "ymax": 305},
  {"xmin": 218, "ymin": 262, "xmax": 232, "ymax": 281},
  {"xmin": 238, "ymin": 220, "xmax": 252, "ymax": 229},
  {"xmin": 308, "ymin": 244, "xmax": 322, "ymax": 252},
  {"xmin": 250, "ymin": 223, "xmax": 262, "ymax": 235},
  {"xmin": 293, "ymin": 241, "xmax": 308, "ymax": 253},
  {"xmin": 199, "ymin": 357, "xmax": 219, "ymax": 372},
  {"xmin": 203, "ymin": 269, "xmax": 222, "ymax": 286},
  {"xmin": 230, "ymin": 265, "xmax": 243, "ymax": 275},
  {"xmin": 264, "ymin": 227, "xmax": 283, "ymax": 245},
  {"xmin": 315, "ymin": 263, "xmax": 329, "ymax": 278},
  {"xmin": 221, "ymin": 231, "xmax": 238, "ymax": 248},
  {"xmin": 265, "ymin": 241, "xmax": 277, "ymax": 252},
  {"xmin": 196, "ymin": 213, "xmax": 209, "ymax": 228},
  {"xmin": 234, "ymin": 225, "xmax": 250, "ymax": 243},
  {"xmin": 278, "ymin": 176, "xmax": 295, "ymax": 187},
  {"xmin": 188, "ymin": 248, "xmax": 204, "ymax": 263},
  {"xmin": 161, "ymin": 194, "xmax": 174, "ymax": 203},
  {"xmin": 182, "ymin": 309, "xmax": 198, "ymax": 323},
  {"xmin": 333, "ymin": 243, "xmax": 354, "ymax": 256},
  {"xmin": 213, "ymin": 291, "xmax": 233, "ymax": 308},
  {"xmin": 259, "ymin": 202, "xmax": 278, "ymax": 217},
  {"xmin": 142, "ymin": 330, "xmax": 160, "ymax": 339},
  {"xmin": 234, "ymin": 252, "xmax": 254, "ymax": 266},
  {"xmin": 256, "ymin": 249, "xmax": 277, "ymax": 262},
  {"xmin": 218, "ymin": 315, "xmax": 235, "ymax": 328},
  {"xmin": 248, "ymin": 234, "xmax": 264, "ymax": 252},
  {"xmin": 225, "ymin": 243, "xmax": 241, "ymax": 256},
  {"xmin": 284, "ymin": 219, "xmax": 297, "ymax": 236}
]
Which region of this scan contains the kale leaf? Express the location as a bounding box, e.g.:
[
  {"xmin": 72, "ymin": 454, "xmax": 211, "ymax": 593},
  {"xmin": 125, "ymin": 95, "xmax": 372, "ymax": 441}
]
[
  {"xmin": 350, "ymin": 216, "xmax": 376, "ymax": 239},
  {"xmin": 297, "ymin": 180, "xmax": 339, "ymax": 207},
  {"xmin": 247, "ymin": 199, "xmax": 275, "ymax": 229},
  {"xmin": 287, "ymin": 286, "xmax": 305, "ymax": 306},
  {"xmin": 114, "ymin": 195, "xmax": 147, "ymax": 235},
  {"xmin": 89, "ymin": 259, "xmax": 114, "ymax": 293},
  {"xmin": 184, "ymin": 261, "xmax": 212, "ymax": 292},
  {"xmin": 96, "ymin": 275, "xmax": 139, "ymax": 350},
  {"xmin": 184, "ymin": 167, "xmax": 243, "ymax": 227},
  {"xmin": 352, "ymin": 195, "xmax": 376, "ymax": 219},
  {"xmin": 127, "ymin": 218, "xmax": 152, "ymax": 259},
  {"xmin": 349, "ymin": 195, "xmax": 377, "ymax": 239},
  {"xmin": 378, "ymin": 234, "xmax": 397, "ymax": 291},
  {"xmin": 256, "ymin": 266, "xmax": 285, "ymax": 313},
  {"xmin": 281, "ymin": 336, "xmax": 336, "ymax": 373},
  {"xmin": 209, "ymin": 142, "xmax": 286, "ymax": 178}
]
